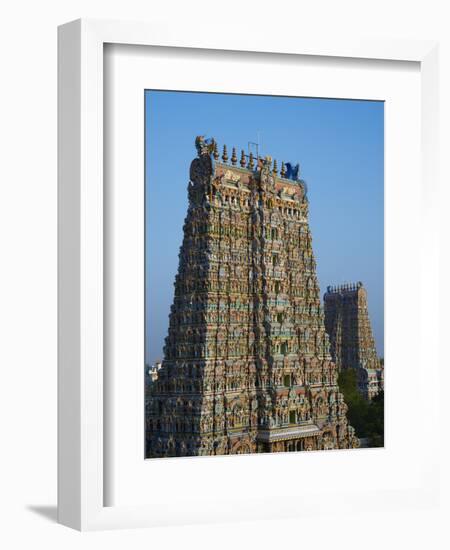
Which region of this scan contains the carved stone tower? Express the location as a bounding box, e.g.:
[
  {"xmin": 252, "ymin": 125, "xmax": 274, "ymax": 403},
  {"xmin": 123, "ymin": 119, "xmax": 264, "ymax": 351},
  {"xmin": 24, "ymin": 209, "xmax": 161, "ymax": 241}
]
[
  {"xmin": 323, "ymin": 283, "xmax": 383, "ymax": 399},
  {"xmin": 146, "ymin": 137, "xmax": 359, "ymax": 458}
]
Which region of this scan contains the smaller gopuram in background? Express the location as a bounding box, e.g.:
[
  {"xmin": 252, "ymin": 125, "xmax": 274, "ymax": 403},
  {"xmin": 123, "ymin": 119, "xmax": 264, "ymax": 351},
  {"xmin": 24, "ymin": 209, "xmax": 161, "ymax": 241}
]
[{"xmin": 323, "ymin": 282, "xmax": 383, "ymax": 400}]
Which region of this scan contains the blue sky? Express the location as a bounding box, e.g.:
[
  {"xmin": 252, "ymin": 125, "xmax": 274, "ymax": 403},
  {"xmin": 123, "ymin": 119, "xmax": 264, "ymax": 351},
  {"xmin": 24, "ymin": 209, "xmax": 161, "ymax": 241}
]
[{"xmin": 145, "ymin": 91, "xmax": 384, "ymax": 364}]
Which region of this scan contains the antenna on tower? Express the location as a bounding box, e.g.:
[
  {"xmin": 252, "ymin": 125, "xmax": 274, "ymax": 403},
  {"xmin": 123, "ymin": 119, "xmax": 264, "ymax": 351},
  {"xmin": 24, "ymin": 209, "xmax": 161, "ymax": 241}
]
[{"xmin": 248, "ymin": 131, "xmax": 262, "ymax": 160}]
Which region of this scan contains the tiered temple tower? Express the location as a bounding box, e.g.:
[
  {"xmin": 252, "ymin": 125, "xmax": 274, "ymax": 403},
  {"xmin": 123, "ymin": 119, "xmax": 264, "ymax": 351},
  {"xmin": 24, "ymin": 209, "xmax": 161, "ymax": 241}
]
[
  {"xmin": 145, "ymin": 137, "xmax": 359, "ymax": 458},
  {"xmin": 323, "ymin": 283, "xmax": 383, "ymax": 399}
]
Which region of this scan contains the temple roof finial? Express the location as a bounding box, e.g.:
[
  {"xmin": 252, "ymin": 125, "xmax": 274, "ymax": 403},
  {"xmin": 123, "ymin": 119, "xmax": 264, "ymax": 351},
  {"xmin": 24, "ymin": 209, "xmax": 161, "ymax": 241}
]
[
  {"xmin": 231, "ymin": 147, "xmax": 237, "ymax": 165},
  {"xmin": 222, "ymin": 144, "xmax": 228, "ymax": 163},
  {"xmin": 240, "ymin": 149, "xmax": 246, "ymax": 167},
  {"xmin": 248, "ymin": 152, "xmax": 255, "ymax": 170}
]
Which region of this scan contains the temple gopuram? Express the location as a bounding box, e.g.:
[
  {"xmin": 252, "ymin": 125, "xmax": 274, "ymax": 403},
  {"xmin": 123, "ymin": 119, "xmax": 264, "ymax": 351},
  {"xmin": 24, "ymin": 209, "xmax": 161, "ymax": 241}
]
[
  {"xmin": 145, "ymin": 137, "xmax": 359, "ymax": 458},
  {"xmin": 323, "ymin": 283, "xmax": 384, "ymax": 400}
]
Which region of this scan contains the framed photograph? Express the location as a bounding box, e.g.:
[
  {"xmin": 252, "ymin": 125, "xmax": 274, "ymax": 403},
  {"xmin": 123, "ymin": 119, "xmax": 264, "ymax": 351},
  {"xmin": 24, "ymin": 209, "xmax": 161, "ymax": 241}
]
[
  {"xmin": 144, "ymin": 91, "xmax": 384, "ymax": 459},
  {"xmin": 58, "ymin": 19, "xmax": 440, "ymax": 530}
]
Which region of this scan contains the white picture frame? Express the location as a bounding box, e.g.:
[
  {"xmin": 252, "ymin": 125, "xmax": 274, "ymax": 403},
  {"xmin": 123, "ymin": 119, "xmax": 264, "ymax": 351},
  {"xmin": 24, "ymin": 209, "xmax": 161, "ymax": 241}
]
[{"xmin": 58, "ymin": 18, "xmax": 440, "ymax": 531}]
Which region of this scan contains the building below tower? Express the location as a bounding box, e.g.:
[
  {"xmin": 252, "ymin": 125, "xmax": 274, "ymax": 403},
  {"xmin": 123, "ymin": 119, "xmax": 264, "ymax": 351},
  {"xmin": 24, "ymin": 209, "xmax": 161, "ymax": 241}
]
[{"xmin": 323, "ymin": 282, "xmax": 383, "ymax": 400}]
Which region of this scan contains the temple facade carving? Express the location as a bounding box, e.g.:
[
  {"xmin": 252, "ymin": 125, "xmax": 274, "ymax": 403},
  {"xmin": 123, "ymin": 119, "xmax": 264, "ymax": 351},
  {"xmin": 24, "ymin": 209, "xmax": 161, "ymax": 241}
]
[
  {"xmin": 146, "ymin": 137, "xmax": 360, "ymax": 458},
  {"xmin": 323, "ymin": 283, "xmax": 384, "ymax": 400}
]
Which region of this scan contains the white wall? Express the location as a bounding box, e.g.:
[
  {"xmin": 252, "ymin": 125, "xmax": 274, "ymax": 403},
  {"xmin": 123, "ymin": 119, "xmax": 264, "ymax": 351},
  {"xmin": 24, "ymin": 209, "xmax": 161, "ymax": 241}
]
[{"xmin": 0, "ymin": 0, "xmax": 448, "ymax": 548}]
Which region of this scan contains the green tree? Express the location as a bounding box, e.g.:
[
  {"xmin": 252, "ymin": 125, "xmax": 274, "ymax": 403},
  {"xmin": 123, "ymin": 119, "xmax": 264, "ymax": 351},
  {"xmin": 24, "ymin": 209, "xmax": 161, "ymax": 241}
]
[
  {"xmin": 337, "ymin": 370, "xmax": 384, "ymax": 447},
  {"xmin": 365, "ymin": 391, "xmax": 384, "ymax": 447}
]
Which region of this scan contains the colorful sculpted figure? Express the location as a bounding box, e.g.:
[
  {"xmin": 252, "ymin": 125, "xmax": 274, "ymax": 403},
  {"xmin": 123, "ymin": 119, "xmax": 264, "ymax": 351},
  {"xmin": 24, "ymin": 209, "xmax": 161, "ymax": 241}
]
[{"xmin": 285, "ymin": 162, "xmax": 300, "ymax": 181}]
